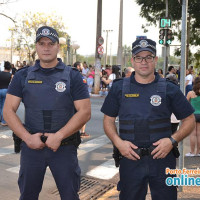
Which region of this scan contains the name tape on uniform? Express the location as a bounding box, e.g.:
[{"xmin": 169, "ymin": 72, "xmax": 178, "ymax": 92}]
[
  {"xmin": 125, "ymin": 94, "xmax": 139, "ymax": 98},
  {"xmin": 28, "ymin": 80, "xmax": 43, "ymax": 84}
]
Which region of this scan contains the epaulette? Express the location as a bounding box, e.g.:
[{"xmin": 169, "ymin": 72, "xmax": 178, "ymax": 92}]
[{"xmin": 113, "ymin": 78, "xmax": 123, "ymax": 83}]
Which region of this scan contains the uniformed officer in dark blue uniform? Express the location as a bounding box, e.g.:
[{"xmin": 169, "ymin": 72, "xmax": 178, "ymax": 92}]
[
  {"xmin": 101, "ymin": 38, "xmax": 195, "ymax": 200},
  {"xmin": 3, "ymin": 26, "xmax": 91, "ymax": 200}
]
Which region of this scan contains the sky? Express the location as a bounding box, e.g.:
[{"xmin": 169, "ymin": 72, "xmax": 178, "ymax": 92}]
[{"xmin": 0, "ymin": 0, "xmax": 166, "ymax": 56}]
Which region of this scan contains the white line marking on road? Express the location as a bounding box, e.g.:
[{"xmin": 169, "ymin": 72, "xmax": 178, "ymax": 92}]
[
  {"xmin": 0, "ymin": 145, "xmax": 14, "ymax": 157},
  {"xmin": 0, "ymin": 130, "xmax": 12, "ymax": 139},
  {"xmin": 78, "ymin": 135, "xmax": 110, "ymax": 156},
  {"xmin": 86, "ymin": 159, "xmax": 118, "ymax": 180},
  {"xmin": 6, "ymin": 166, "xmax": 20, "ymax": 174}
]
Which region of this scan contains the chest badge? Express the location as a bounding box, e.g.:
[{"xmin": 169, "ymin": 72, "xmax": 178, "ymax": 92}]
[
  {"xmin": 150, "ymin": 95, "xmax": 162, "ymax": 106},
  {"xmin": 55, "ymin": 82, "xmax": 66, "ymax": 92}
]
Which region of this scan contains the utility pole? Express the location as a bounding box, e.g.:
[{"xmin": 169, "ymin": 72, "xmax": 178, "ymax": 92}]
[
  {"xmin": 179, "ymin": 0, "xmax": 188, "ymax": 192},
  {"xmin": 94, "ymin": 0, "xmax": 102, "ymax": 94},
  {"xmin": 67, "ymin": 38, "xmax": 71, "ymax": 65},
  {"xmin": 117, "ymin": 0, "xmax": 123, "ymax": 75},
  {"xmin": 103, "ymin": 30, "xmax": 113, "ymax": 68},
  {"xmin": 110, "ymin": 42, "xmax": 112, "ymax": 65},
  {"xmin": 10, "ymin": 29, "xmax": 14, "ymax": 63}
]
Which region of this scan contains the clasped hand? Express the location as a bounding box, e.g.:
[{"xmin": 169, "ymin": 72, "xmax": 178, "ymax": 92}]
[
  {"xmin": 151, "ymin": 138, "xmax": 173, "ymax": 159},
  {"xmin": 26, "ymin": 133, "xmax": 63, "ymax": 152},
  {"xmin": 118, "ymin": 138, "xmax": 173, "ymax": 160}
]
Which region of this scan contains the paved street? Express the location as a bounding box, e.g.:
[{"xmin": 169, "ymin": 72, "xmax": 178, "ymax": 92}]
[{"xmin": 0, "ymin": 97, "xmax": 200, "ymax": 200}]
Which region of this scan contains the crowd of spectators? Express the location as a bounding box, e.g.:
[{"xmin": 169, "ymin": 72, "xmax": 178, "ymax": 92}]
[
  {"xmin": 1, "ymin": 60, "xmax": 199, "ymax": 155},
  {"xmin": 0, "ymin": 61, "xmax": 12, "ymax": 125},
  {"xmin": 0, "ymin": 60, "xmax": 28, "ymax": 126},
  {"xmin": 157, "ymin": 65, "xmax": 200, "ymax": 157},
  {"xmin": 72, "ymin": 62, "xmax": 125, "ymax": 97}
]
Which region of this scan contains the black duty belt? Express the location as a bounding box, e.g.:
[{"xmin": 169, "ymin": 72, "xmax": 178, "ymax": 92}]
[
  {"xmin": 60, "ymin": 139, "xmax": 76, "ymax": 146},
  {"xmin": 134, "ymin": 146, "xmax": 156, "ymax": 157},
  {"xmin": 40, "ymin": 134, "xmax": 78, "ymax": 146},
  {"xmin": 28, "ymin": 130, "xmax": 78, "ymax": 147},
  {"xmin": 134, "ymin": 145, "xmax": 180, "ymax": 158}
]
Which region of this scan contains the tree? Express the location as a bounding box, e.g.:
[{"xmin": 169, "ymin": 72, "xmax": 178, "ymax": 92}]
[
  {"xmin": 10, "ymin": 12, "xmax": 69, "ymax": 63},
  {"xmin": 136, "ymin": 0, "xmax": 200, "ymax": 67},
  {"xmin": 0, "ymin": 0, "xmax": 18, "ymax": 23}
]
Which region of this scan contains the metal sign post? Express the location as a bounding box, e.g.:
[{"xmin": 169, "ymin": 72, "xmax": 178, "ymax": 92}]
[
  {"xmin": 179, "ymin": 0, "xmax": 188, "ymax": 192},
  {"xmin": 158, "ymin": 16, "xmax": 172, "ymax": 76},
  {"xmin": 94, "ymin": 0, "xmax": 102, "ymax": 94}
]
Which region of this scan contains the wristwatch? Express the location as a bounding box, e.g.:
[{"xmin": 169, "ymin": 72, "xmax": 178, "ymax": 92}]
[{"xmin": 169, "ymin": 137, "xmax": 178, "ymax": 147}]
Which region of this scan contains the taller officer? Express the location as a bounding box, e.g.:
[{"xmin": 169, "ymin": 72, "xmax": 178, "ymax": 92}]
[
  {"xmin": 101, "ymin": 39, "xmax": 195, "ymax": 200},
  {"xmin": 3, "ymin": 26, "xmax": 91, "ymax": 200}
]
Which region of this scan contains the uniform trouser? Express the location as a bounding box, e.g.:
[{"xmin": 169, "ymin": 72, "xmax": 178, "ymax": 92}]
[
  {"xmin": 18, "ymin": 142, "xmax": 81, "ymax": 200},
  {"xmin": 118, "ymin": 152, "xmax": 177, "ymax": 200}
]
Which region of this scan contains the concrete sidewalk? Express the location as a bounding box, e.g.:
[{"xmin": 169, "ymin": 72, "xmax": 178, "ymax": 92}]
[
  {"xmin": 98, "ymin": 182, "xmax": 200, "ymax": 200},
  {"xmin": 97, "ymin": 137, "xmax": 200, "ymax": 200}
]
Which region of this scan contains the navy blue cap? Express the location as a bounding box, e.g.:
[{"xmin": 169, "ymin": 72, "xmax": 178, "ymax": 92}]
[
  {"xmin": 132, "ymin": 39, "xmax": 156, "ymax": 55},
  {"xmin": 36, "ymin": 26, "xmax": 59, "ymax": 43}
]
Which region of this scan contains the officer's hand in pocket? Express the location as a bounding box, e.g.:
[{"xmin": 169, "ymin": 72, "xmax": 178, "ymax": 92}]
[
  {"xmin": 151, "ymin": 138, "xmax": 173, "ymax": 159},
  {"xmin": 118, "ymin": 140, "xmax": 140, "ymax": 161},
  {"xmin": 26, "ymin": 133, "xmax": 45, "ymax": 150},
  {"xmin": 44, "ymin": 133, "xmax": 62, "ymax": 152}
]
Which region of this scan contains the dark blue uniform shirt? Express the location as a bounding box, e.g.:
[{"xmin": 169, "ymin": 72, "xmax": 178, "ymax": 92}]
[
  {"xmin": 101, "ymin": 72, "xmax": 194, "ymax": 119},
  {"xmin": 8, "ymin": 59, "xmax": 89, "ymax": 101}
]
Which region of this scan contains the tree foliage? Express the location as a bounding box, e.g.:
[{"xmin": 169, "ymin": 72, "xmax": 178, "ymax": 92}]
[
  {"xmin": 136, "ymin": 0, "xmax": 200, "ymax": 29},
  {"xmin": 0, "ymin": 0, "xmax": 18, "ymax": 22},
  {"xmin": 136, "ymin": 0, "xmax": 200, "ymax": 67},
  {"xmin": 10, "ymin": 12, "xmax": 69, "ymax": 63}
]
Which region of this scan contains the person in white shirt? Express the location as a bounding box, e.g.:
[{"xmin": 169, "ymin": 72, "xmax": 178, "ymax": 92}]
[
  {"xmin": 185, "ymin": 68, "xmax": 193, "ymax": 96},
  {"xmin": 82, "ymin": 62, "xmax": 89, "ymax": 79}
]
